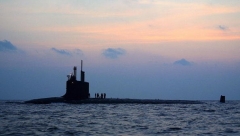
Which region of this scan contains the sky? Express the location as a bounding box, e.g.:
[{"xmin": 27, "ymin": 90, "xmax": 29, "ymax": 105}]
[{"xmin": 0, "ymin": 0, "xmax": 240, "ymax": 100}]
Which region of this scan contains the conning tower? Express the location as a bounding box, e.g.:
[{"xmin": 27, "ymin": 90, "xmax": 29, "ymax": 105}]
[{"xmin": 63, "ymin": 60, "xmax": 90, "ymax": 100}]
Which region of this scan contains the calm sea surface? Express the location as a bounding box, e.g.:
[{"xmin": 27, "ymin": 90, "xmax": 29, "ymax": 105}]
[{"xmin": 0, "ymin": 100, "xmax": 240, "ymax": 136}]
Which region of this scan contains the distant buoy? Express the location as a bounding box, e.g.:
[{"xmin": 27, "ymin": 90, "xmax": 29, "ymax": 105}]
[{"xmin": 220, "ymin": 95, "xmax": 225, "ymax": 103}]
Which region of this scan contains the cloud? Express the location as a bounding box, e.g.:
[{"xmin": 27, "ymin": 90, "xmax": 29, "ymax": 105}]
[
  {"xmin": 51, "ymin": 48, "xmax": 83, "ymax": 56},
  {"xmin": 174, "ymin": 58, "xmax": 192, "ymax": 66},
  {"xmin": 73, "ymin": 49, "xmax": 83, "ymax": 55},
  {"xmin": 0, "ymin": 40, "xmax": 17, "ymax": 52},
  {"xmin": 51, "ymin": 48, "xmax": 71, "ymax": 56},
  {"xmin": 102, "ymin": 48, "xmax": 126, "ymax": 59},
  {"xmin": 218, "ymin": 25, "xmax": 228, "ymax": 31}
]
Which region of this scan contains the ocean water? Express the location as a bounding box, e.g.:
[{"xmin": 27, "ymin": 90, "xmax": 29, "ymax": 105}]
[{"xmin": 0, "ymin": 101, "xmax": 240, "ymax": 136}]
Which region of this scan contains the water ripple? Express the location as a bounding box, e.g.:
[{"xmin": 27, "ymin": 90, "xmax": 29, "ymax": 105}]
[{"xmin": 0, "ymin": 100, "xmax": 240, "ymax": 135}]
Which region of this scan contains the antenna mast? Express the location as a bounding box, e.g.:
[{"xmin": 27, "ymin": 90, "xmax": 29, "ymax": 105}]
[
  {"xmin": 81, "ymin": 60, "xmax": 83, "ymax": 71},
  {"xmin": 81, "ymin": 60, "xmax": 85, "ymax": 82}
]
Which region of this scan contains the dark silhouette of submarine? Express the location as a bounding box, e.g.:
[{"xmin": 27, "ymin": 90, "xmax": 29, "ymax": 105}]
[
  {"xmin": 63, "ymin": 60, "xmax": 89, "ymax": 100},
  {"xmin": 25, "ymin": 60, "xmax": 202, "ymax": 104}
]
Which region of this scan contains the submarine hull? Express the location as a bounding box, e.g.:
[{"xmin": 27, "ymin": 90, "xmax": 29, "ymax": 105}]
[{"xmin": 25, "ymin": 97, "xmax": 203, "ymax": 104}]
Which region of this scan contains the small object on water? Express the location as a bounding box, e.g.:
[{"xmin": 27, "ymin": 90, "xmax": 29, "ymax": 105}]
[{"xmin": 220, "ymin": 95, "xmax": 225, "ymax": 103}]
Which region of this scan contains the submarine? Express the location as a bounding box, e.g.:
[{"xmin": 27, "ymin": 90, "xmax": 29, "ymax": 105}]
[{"xmin": 25, "ymin": 60, "xmax": 202, "ymax": 104}]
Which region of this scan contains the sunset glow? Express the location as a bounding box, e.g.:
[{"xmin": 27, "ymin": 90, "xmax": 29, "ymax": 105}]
[{"xmin": 0, "ymin": 0, "xmax": 240, "ymax": 100}]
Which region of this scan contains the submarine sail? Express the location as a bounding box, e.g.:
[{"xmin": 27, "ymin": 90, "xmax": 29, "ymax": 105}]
[{"xmin": 63, "ymin": 60, "xmax": 89, "ymax": 100}]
